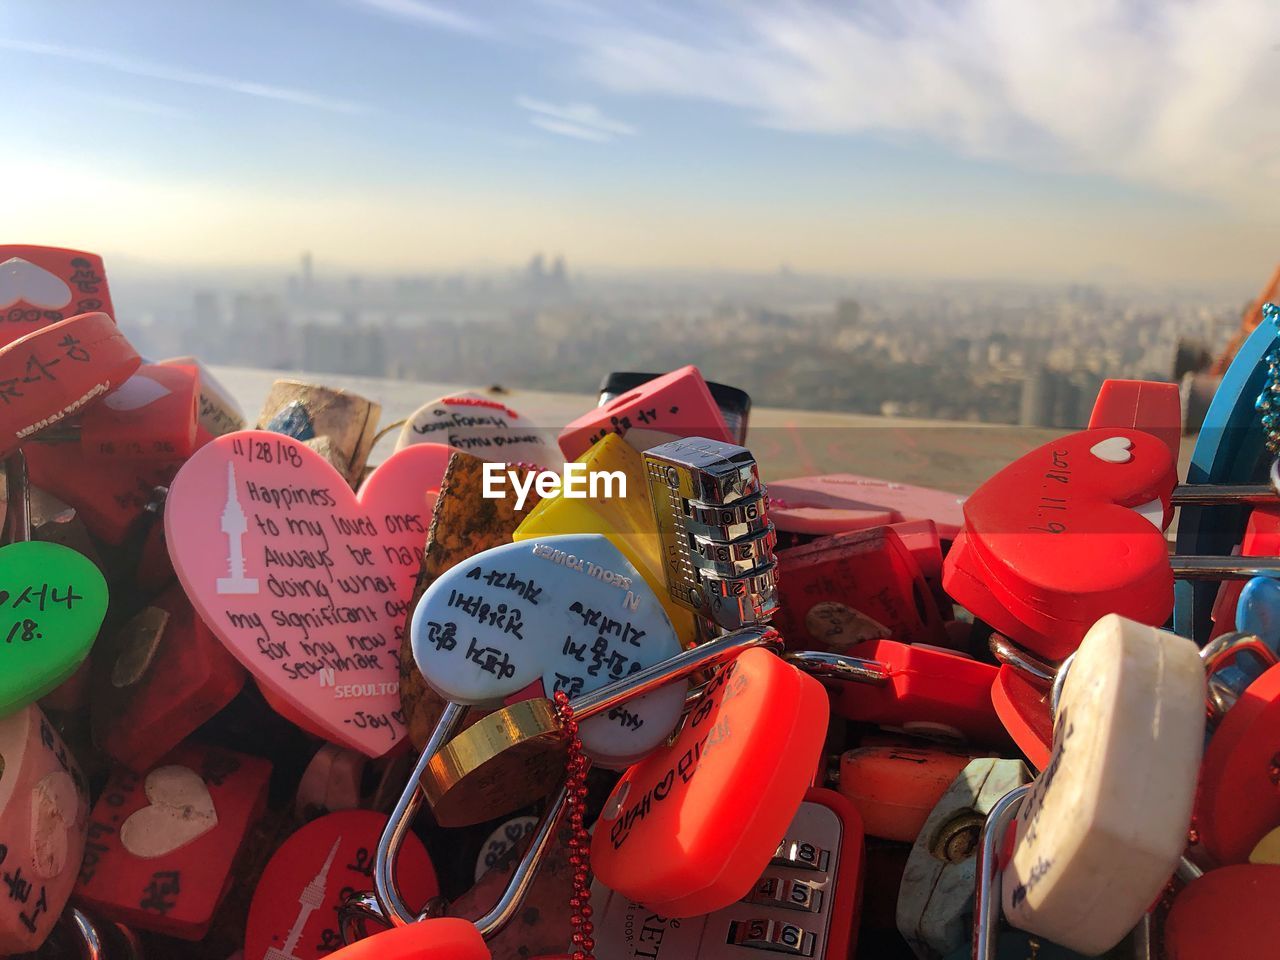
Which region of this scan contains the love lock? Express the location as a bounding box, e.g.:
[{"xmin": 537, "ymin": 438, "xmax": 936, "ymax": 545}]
[
  {"xmin": 395, "ymin": 391, "xmax": 561, "ymax": 470},
  {"xmin": 0, "ymin": 246, "xmax": 116, "ymax": 338},
  {"xmin": 591, "ymin": 787, "xmax": 864, "ymax": 960},
  {"xmin": 597, "ymin": 372, "xmax": 751, "ymax": 445},
  {"xmin": 1162, "ymin": 863, "xmax": 1280, "ymax": 957},
  {"xmin": 973, "ymin": 615, "xmax": 1204, "ymax": 957},
  {"xmin": 257, "ymin": 379, "xmax": 382, "ymax": 486},
  {"xmin": 559, "ymin": 365, "xmax": 734, "ymax": 461},
  {"xmin": 164, "ymin": 429, "xmax": 450, "ymax": 758},
  {"xmin": 896, "ymin": 757, "xmax": 1031, "ymax": 959},
  {"xmin": 836, "ymin": 742, "xmax": 982, "ymax": 844}
]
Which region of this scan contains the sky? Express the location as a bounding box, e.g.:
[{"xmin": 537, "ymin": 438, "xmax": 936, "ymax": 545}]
[{"xmin": 2, "ymin": 0, "xmax": 1278, "ymax": 286}]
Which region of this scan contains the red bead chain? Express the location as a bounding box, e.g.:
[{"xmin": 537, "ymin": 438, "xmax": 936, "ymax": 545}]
[{"xmin": 554, "ymin": 691, "xmax": 595, "ymax": 960}]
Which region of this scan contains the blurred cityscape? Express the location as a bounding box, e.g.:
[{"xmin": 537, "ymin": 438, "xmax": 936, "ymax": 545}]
[{"xmin": 118, "ymin": 252, "xmax": 1248, "ymax": 428}]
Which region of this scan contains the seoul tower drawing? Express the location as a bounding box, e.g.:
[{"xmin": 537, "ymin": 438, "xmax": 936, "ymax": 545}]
[
  {"xmin": 217, "ymin": 461, "xmax": 260, "ymax": 595},
  {"xmin": 264, "ymin": 837, "xmax": 342, "ymax": 960}
]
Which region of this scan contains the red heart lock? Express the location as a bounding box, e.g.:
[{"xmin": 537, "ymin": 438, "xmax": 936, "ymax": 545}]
[
  {"xmin": 246, "ymin": 810, "xmax": 439, "ymax": 960},
  {"xmin": 164, "ymin": 432, "xmax": 451, "ymax": 757},
  {"xmin": 74, "ymin": 743, "xmax": 271, "ymax": 939},
  {"xmin": 830, "ymin": 639, "xmax": 1007, "ymax": 745},
  {"xmin": 1164, "ymin": 864, "xmax": 1280, "ymax": 958},
  {"xmin": 1196, "ymin": 660, "xmax": 1280, "ymax": 864},
  {"xmin": 0, "ymin": 246, "xmax": 114, "ymax": 343},
  {"xmin": 0, "ymin": 312, "xmax": 140, "ymax": 459},
  {"xmin": 591, "ymin": 648, "xmax": 829, "ymax": 917},
  {"xmin": 1088, "ymin": 378, "xmax": 1182, "ymax": 464},
  {"xmin": 325, "ymin": 918, "xmax": 488, "ymax": 960},
  {"xmin": 943, "ymin": 428, "xmax": 1176, "ymax": 660},
  {"xmin": 990, "ymin": 665, "xmax": 1053, "ymax": 769},
  {"xmin": 92, "ymin": 584, "xmax": 247, "ymax": 772},
  {"xmin": 773, "ymin": 525, "xmax": 946, "ymax": 651}
]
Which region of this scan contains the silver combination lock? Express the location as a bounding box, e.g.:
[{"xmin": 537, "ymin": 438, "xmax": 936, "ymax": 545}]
[{"xmin": 643, "ymin": 436, "xmax": 779, "ymax": 631}]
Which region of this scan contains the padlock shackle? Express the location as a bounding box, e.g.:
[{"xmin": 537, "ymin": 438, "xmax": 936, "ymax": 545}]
[
  {"xmin": 988, "ymin": 634, "xmax": 1057, "ymax": 686},
  {"xmin": 70, "ymin": 909, "xmax": 104, "ymax": 960},
  {"xmin": 475, "ymin": 783, "xmax": 568, "ymax": 939},
  {"xmin": 3, "ymin": 450, "xmax": 31, "ymax": 545},
  {"xmin": 972, "ymin": 783, "xmax": 1030, "ymax": 960},
  {"xmin": 376, "ymin": 700, "xmax": 469, "ymax": 927},
  {"xmin": 1198, "ymin": 631, "xmax": 1277, "ymax": 722},
  {"xmin": 780, "ymin": 650, "xmax": 893, "ymax": 686},
  {"xmin": 1049, "ymin": 652, "xmax": 1074, "ymax": 720},
  {"xmin": 568, "ymin": 624, "xmax": 782, "ymax": 720}
]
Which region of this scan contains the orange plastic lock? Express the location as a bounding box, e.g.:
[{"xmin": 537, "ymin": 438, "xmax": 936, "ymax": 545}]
[
  {"xmin": 774, "ymin": 525, "xmax": 947, "ymax": 650},
  {"xmin": 1164, "ymin": 864, "xmax": 1280, "ymax": 958},
  {"xmin": 829, "ymin": 639, "xmax": 1007, "ymax": 746},
  {"xmin": 991, "ymin": 664, "xmax": 1054, "ymax": 769},
  {"xmin": 78, "ymin": 363, "xmax": 200, "ymax": 461},
  {"xmin": 1197, "ymin": 661, "xmax": 1280, "ymax": 864},
  {"xmin": 837, "ymin": 744, "xmax": 977, "ymax": 842},
  {"xmin": 591, "ymin": 648, "xmax": 829, "ymax": 917},
  {"xmin": 325, "ymin": 917, "xmax": 489, "ymax": 960},
  {"xmin": 0, "ymin": 246, "xmax": 115, "ymax": 342}
]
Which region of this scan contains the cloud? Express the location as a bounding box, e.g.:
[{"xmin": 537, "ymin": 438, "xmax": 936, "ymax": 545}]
[
  {"xmin": 517, "ymin": 95, "xmax": 637, "ymax": 142},
  {"xmin": 347, "ymin": 0, "xmax": 487, "ymax": 35},
  {"xmin": 537, "ymin": 0, "xmax": 1280, "ymax": 210},
  {"xmin": 0, "ymin": 38, "xmax": 370, "ymax": 114}
]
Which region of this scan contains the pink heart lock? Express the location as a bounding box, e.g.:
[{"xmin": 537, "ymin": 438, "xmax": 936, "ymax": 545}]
[{"xmin": 164, "ymin": 431, "xmax": 452, "ymax": 756}]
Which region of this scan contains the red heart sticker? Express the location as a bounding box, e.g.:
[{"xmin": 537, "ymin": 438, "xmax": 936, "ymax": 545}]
[
  {"xmin": 165, "ymin": 433, "xmax": 451, "ymax": 757},
  {"xmin": 0, "ymin": 246, "xmax": 114, "ymax": 344},
  {"xmin": 592, "ymin": 648, "xmax": 828, "ymax": 917},
  {"xmin": 246, "ymin": 810, "xmax": 439, "ymax": 960},
  {"xmin": 943, "ymin": 428, "xmax": 1176, "ymax": 660},
  {"xmin": 0, "ymin": 312, "xmax": 140, "ymax": 459}
]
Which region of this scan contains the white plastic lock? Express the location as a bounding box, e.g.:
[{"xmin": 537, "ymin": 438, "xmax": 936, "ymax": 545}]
[{"xmin": 1001, "ymin": 614, "xmax": 1204, "ymax": 955}]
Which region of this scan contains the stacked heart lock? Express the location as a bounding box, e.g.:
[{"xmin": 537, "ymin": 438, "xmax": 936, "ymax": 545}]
[{"xmin": 8, "ymin": 241, "xmax": 1280, "ymax": 960}]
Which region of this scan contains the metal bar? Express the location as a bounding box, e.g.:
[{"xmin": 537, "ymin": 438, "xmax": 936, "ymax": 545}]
[
  {"xmin": 569, "ymin": 625, "xmax": 781, "ymax": 722},
  {"xmin": 1171, "ymin": 483, "xmax": 1276, "ymax": 505},
  {"xmin": 781, "ymin": 650, "xmax": 893, "ymax": 686},
  {"xmin": 1171, "ymin": 555, "xmax": 1280, "ymax": 579},
  {"xmin": 972, "ymin": 785, "xmax": 1030, "ymax": 960},
  {"xmin": 4, "ymin": 451, "xmax": 31, "ymax": 545},
  {"xmin": 1175, "ymin": 855, "xmax": 1204, "ymax": 884},
  {"xmin": 1050, "ymin": 653, "xmax": 1075, "ymax": 719},
  {"xmin": 988, "ymin": 634, "xmax": 1057, "ymax": 685},
  {"xmin": 374, "ymin": 701, "xmax": 468, "ymax": 927}
]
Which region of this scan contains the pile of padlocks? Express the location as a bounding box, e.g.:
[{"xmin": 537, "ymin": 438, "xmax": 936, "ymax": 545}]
[{"xmin": 1, "ymin": 244, "xmax": 1277, "ymax": 960}]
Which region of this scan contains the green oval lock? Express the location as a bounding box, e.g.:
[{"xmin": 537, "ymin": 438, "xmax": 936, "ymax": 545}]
[{"xmin": 0, "ymin": 540, "xmax": 108, "ymax": 716}]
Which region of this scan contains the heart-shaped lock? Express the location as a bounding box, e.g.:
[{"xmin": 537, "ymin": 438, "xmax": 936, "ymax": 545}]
[
  {"xmin": 246, "ymin": 810, "xmax": 439, "ymax": 960},
  {"xmin": 0, "ymin": 311, "xmax": 141, "ymax": 459},
  {"xmin": 78, "ymin": 363, "xmax": 200, "ymax": 461},
  {"xmin": 0, "ymin": 703, "xmax": 90, "ymax": 954},
  {"xmin": 1163, "ymin": 864, "xmax": 1280, "ymax": 958},
  {"xmin": 74, "ymin": 742, "xmax": 272, "ymax": 939},
  {"xmin": 0, "ymin": 246, "xmax": 114, "ymax": 339},
  {"xmin": 411, "ymin": 534, "xmax": 684, "ymax": 766},
  {"xmin": 165, "ymin": 431, "xmax": 450, "ymax": 757},
  {"xmin": 943, "ymin": 428, "xmax": 1176, "ymax": 660},
  {"xmin": 991, "ymin": 664, "xmax": 1054, "ymax": 769},
  {"xmin": 1087, "ymin": 378, "xmax": 1182, "ymax": 463},
  {"xmin": 1209, "ymin": 507, "xmax": 1280, "ymax": 637},
  {"xmin": 558, "ymin": 365, "xmax": 732, "ymax": 461},
  {"xmin": 0, "ymin": 540, "xmax": 108, "ymax": 716},
  {"xmin": 395, "ymin": 392, "xmax": 560, "ymax": 469},
  {"xmin": 592, "ymin": 647, "xmax": 829, "ymax": 917},
  {"xmin": 1001, "ymin": 614, "xmax": 1204, "ymax": 956},
  {"xmin": 765, "ymin": 474, "xmax": 966, "ymax": 539}
]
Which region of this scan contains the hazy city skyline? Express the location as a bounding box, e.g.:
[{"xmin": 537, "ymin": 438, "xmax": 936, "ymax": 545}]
[{"xmin": 4, "ymin": 1, "xmax": 1277, "ymax": 286}]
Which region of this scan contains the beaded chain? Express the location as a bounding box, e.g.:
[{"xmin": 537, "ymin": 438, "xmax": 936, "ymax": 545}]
[
  {"xmin": 1256, "ymin": 303, "xmax": 1280, "ymax": 455},
  {"xmin": 553, "ymin": 691, "xmax": 595, "ymax": 960}
]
